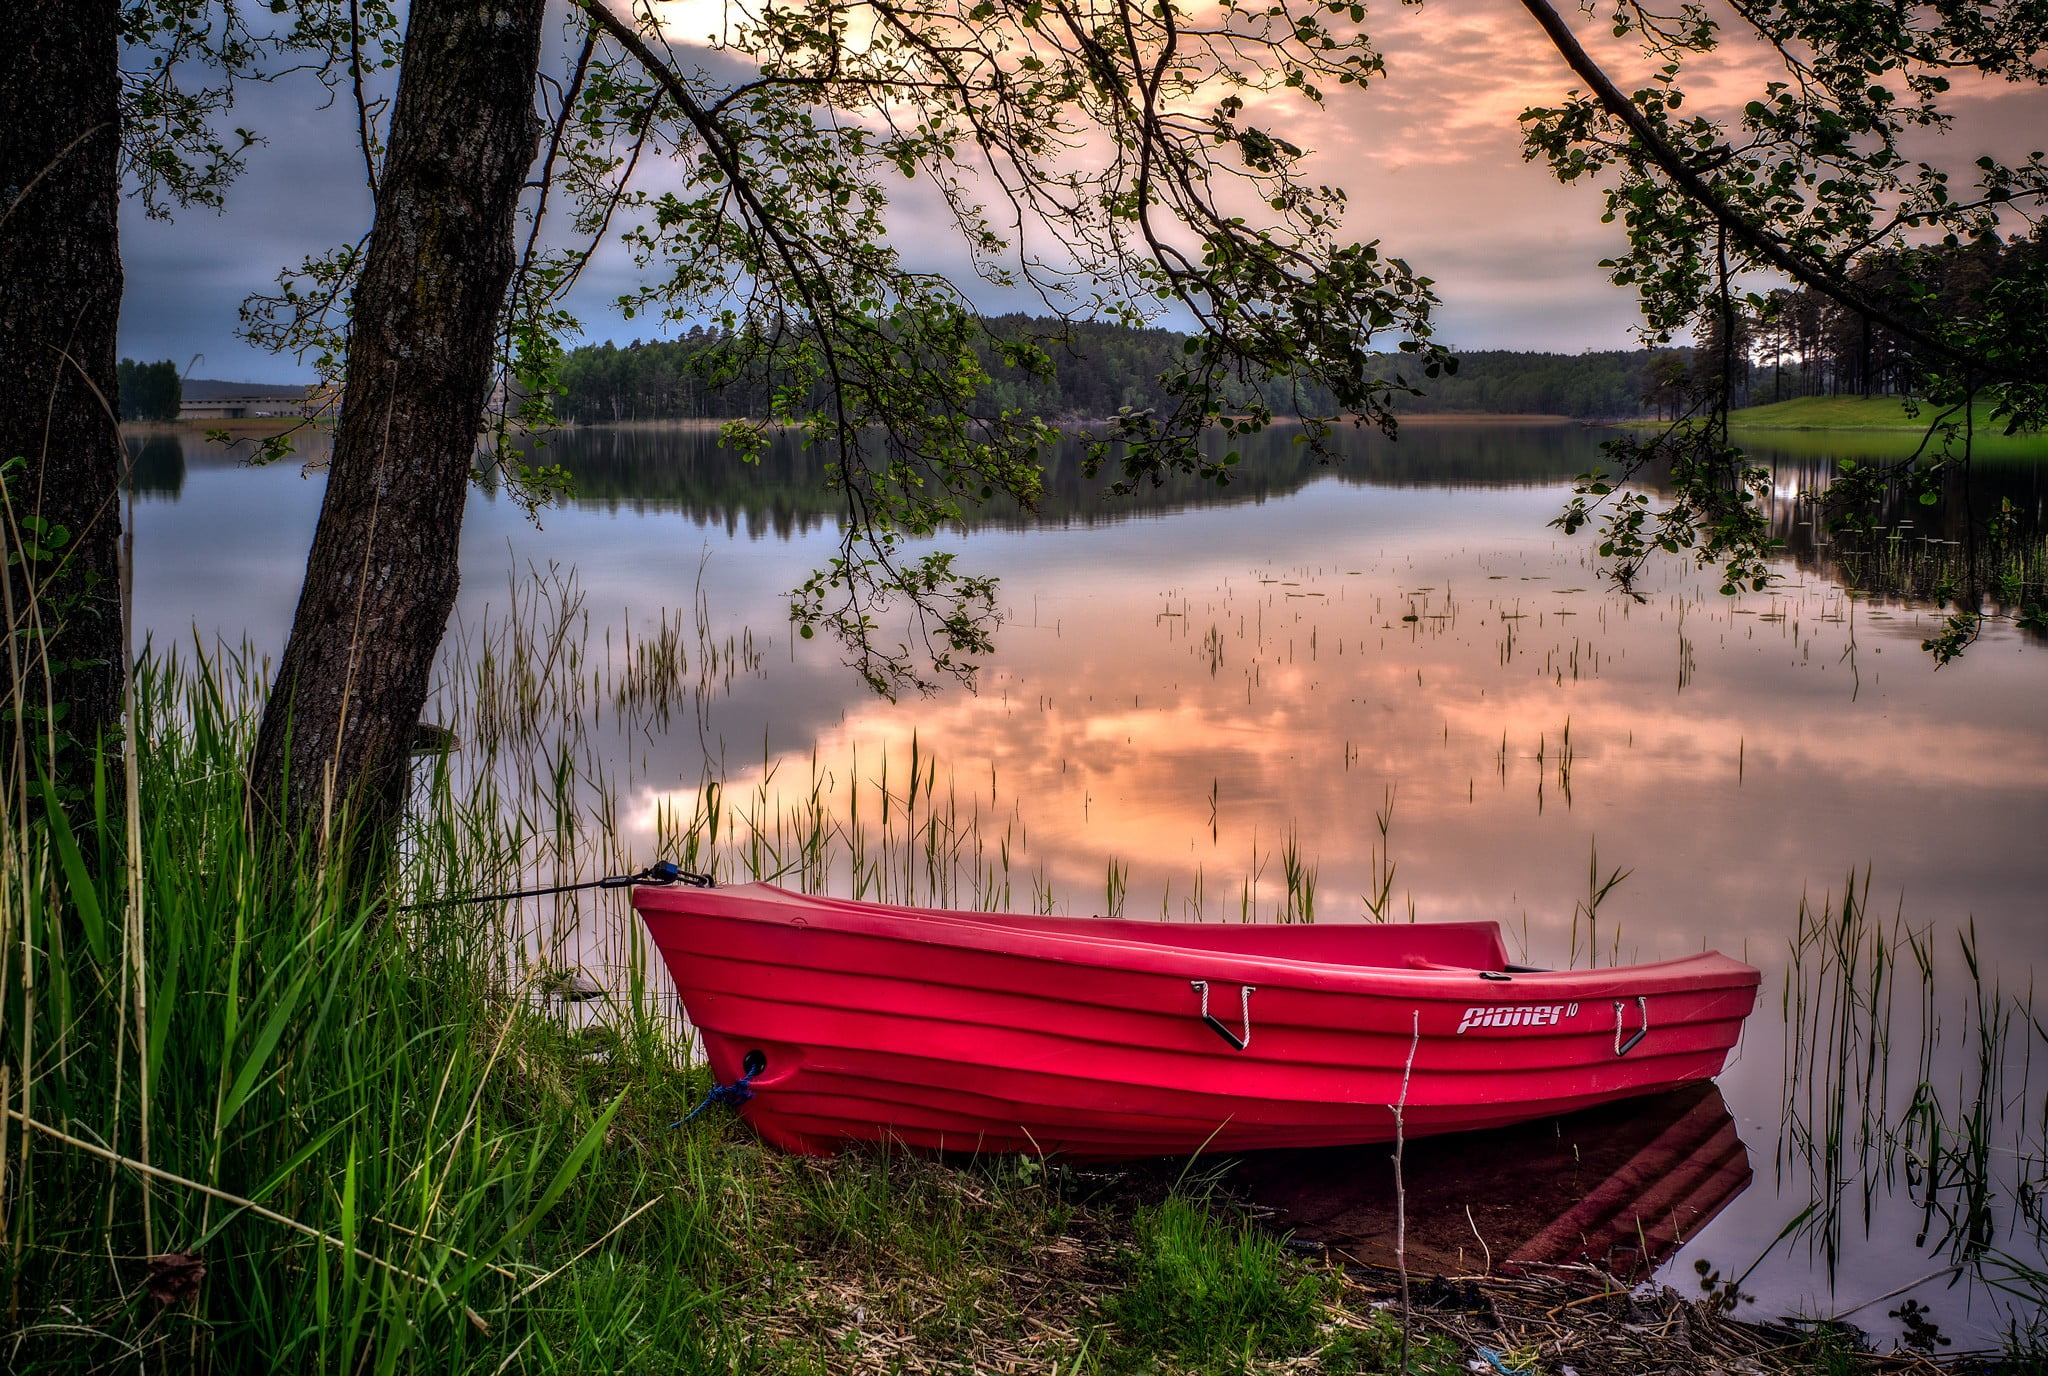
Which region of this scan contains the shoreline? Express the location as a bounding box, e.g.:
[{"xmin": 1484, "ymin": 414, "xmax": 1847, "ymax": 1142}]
[
  {"xmin": 125, "ymin": 417, "xmax": 331, "ymax": 434},
  {"xmin": 541, "ymin": 411, "xmax": 1592, "ymax": 431},
  {"xmin": 121, "ymin": 409, "xmax": 2046, "ymax": 446}
]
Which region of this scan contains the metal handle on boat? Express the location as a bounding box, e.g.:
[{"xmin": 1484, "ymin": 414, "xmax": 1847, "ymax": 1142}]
[
  {"xmin": 1191, "ymin": 980, "xmax": 1256, "ymax": 1051},
  {"xmin": 1613, "ymin": 995, "xmax": 1650, "ymax": 1056}
]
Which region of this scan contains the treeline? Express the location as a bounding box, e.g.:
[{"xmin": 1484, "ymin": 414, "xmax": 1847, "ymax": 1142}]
[
  {"xmin": 117, "ymin": 357, "xmax": 181, "ymax": 420},
  {"xmin": 553, "ymin": 316, "xmax": 1201, "ymax": 424},
  {"xmin": 551, "ymin": 317, "xmax": 1681, "ymax": 424},
  {"xmin": 1709, "ymin": 230, "xmax": 2046, "ymax": 406}
]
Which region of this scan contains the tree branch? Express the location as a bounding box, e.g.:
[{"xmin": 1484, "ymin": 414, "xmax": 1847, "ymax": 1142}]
[{"xmin": 1516, "ymin": 0, "xmax": 2025, "ymax": 383}]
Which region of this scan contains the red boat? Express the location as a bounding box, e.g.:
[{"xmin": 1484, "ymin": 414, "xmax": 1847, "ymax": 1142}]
[{"xmin": 633, "ymin": 882, "xmax": 1760, "ymax": 1160}]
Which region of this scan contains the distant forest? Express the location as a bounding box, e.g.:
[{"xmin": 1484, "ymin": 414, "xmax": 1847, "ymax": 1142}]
[
  {"xmin": 553, "ymin": 318, "xmax": 1674, "ymax": 425},
  {"xmin": 554, "ymin": 231, "xmax": 2045, "ymax": 426}
]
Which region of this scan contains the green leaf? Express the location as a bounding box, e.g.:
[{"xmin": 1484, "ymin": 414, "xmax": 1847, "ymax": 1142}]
[
  {"xmin": 186, "ymin": 1121, "xmax": 349, "ymax": 1253},
  {"xmin": 218, "ymin": 963, "xmax": 319, "ymax": 1133},
  {"xmin": 486, "ymin": 1093, "xmax": 626, "ymax": 1262},
  {"xmin": 147, "ymin": 955, "xmax": 182, "ymax": 1096},
  {"xmin": 40, "ymin": 781, "xmax": 109, "ymax": 966}
]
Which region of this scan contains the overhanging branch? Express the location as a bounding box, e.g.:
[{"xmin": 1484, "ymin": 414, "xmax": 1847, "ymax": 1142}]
[{"xmin": 1516, "ymin": 0, "xmax": 2025, "ymax": 385}]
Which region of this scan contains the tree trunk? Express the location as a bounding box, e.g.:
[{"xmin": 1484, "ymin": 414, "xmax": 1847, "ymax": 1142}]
[
  {"xmin": 249, "ymin": 0, "xmax": 545, "ymax": 850},
  {"xmin": 0, "ymin": 1, "xmax": 125, "ymax": 783}
]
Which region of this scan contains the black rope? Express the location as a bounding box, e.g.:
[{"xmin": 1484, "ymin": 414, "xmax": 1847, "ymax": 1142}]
[{"xmin": 399, "ymin": 861, "xmax": 712, "ymax": 911}]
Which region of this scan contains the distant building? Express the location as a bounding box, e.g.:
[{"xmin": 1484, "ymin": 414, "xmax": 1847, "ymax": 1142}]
[
  {"xmin": 176, "ymin": 379, "xmax": 341, "ymax": 421},
  {"xmin": 177, "ymin": 392, "xmax": 303, "ymax": 420}
]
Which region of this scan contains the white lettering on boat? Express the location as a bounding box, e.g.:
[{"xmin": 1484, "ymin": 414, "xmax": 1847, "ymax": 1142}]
[{"xmin": 1455, "ymin": 1002, "xmax": 1581, "ymax": 1034}]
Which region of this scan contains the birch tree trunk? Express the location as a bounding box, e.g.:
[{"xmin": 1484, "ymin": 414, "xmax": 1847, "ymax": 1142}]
[
  {"xmin": 0, "ymin": 1, "xmax": 125, "ymax": 782},
  {"xmin": 249, "ymin": 0, "xmax": 545, "ymax": 850}
]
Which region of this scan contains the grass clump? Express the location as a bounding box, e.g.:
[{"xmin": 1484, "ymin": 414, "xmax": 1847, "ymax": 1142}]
[
  {"xmin": 1095, "ymin": 1191, "xmax": 1472, "ymax": 1374},
  {"xmin": 1102, "ymin": 1192, "xmax": 1331, "ymax": 1371}
]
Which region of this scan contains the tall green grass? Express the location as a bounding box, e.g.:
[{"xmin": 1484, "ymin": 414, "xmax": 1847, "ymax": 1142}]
[{"xmin": 1, "ymin": 652, "xmax": 737, "ymax": 1370}]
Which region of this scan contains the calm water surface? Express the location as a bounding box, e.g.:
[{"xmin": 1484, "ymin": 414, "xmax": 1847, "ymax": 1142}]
[{"xmin": 127, "ymin": 421, "xmax": 2048, "ymax": 1348}]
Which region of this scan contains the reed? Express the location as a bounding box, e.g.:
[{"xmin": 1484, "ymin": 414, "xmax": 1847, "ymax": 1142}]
[
  {"xmin": 1777, "ymin": 869, "xmax": 2047, "ymax": 1336},
  {"xmin": 1105, "ymin": 856, "xmax": 1129, "ymax": 919},
  {"xmin": 1566, "ymin": 840, "xmax": 1631, "ymax": 970},
  {"xmin": 1280, "ymin": 826, "xmax": 1317, "ymax": 925},
  {"xmin": 1360, "ymin": 786, "xmax": 1400, "ymax": 923}
]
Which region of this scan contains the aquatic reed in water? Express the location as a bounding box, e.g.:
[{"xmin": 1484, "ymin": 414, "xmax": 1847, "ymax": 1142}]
[{"xmin": 1778, "ymin": 869, "xmax": 2047, "ymax": 1324}]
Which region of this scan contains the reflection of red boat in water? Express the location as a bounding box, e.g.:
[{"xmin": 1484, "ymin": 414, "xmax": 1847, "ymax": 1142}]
[
  {"xmin": 1230, "ymin": 1082, "xmax": 1752, "ymax": 1281},
  {"xmin": 634, "ymin": 883, "xmax": 1760, "ymax": 1161}
]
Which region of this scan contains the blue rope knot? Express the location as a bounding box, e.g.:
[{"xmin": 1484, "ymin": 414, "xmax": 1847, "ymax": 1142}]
[{"xmin": 676, "ymin": 1064, "xmax": 760, "ymax": 1126}]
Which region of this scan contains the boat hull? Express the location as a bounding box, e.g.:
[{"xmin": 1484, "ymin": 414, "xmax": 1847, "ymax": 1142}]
[{"xmin": 634, "ymin": 883, "xmax": 1760, "ymax": 1160}]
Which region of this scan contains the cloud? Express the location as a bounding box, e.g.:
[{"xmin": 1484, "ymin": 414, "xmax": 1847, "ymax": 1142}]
[
  {"xmin": 119, "ymin": 79, "xmax": 375, "ymax": 380},
  {"xmin": 116, "ymin": 0, "xmax": 2048, "ymax": 375}
]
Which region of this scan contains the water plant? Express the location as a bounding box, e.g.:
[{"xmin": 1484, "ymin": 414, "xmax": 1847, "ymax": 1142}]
[
  {"xmin": 1360, "ymin": 786, "xmax": 1401, "ymax": 923},
  {"xmin": 1280, "ymin": 826, "xmax": 1317, "ymax": 924},
  {"xmin": 1568, "ymin": 840, "xmax": 1631, "ymax": 970},
  {"xmin": 1105, "ymin": 856, "xmax": 1129, "ymax": 919},
  {"xmin": 1777, "ymin": 869, "xmax": 2048, "ymax": 1332}
]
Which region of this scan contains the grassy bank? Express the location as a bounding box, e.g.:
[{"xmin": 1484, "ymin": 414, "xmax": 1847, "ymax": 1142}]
[
  {"xmin": 3, "ymin": 654, "xmax": 2037, "ymax": 1372},
  {"xmin": 1727, "ymin": 397, "xmax": 2048, "ymax": 451}
]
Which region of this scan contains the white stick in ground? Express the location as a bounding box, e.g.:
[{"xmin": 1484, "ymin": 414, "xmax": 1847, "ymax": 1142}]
[{"xmin": 1392, "ymin": 1008, "xmax": 1420, "ymax": 1371}]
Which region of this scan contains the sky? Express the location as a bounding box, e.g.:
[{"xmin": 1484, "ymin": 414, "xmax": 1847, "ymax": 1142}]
[{"xmin": 113, "ymin": 0, "xmax": 2047, "ymax": 383}]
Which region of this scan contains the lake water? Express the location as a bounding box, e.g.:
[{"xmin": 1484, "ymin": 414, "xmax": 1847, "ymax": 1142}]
[{"xmin": 126, "ymin": 420, "xmax": 2048, "ymax": 1350}]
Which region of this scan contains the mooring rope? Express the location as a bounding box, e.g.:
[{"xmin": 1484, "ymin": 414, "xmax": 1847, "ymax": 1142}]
[
  {"xmin": 399, "ymin": 860, "xmax": 712, "ymax": 911},
  {"xmin": 675, "ymin": 1062, "xmax": 761, "ymax": 1128},
  {"xmin": 404, "ymin": 859, "xmax": 745, "ymax": 1130}
]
